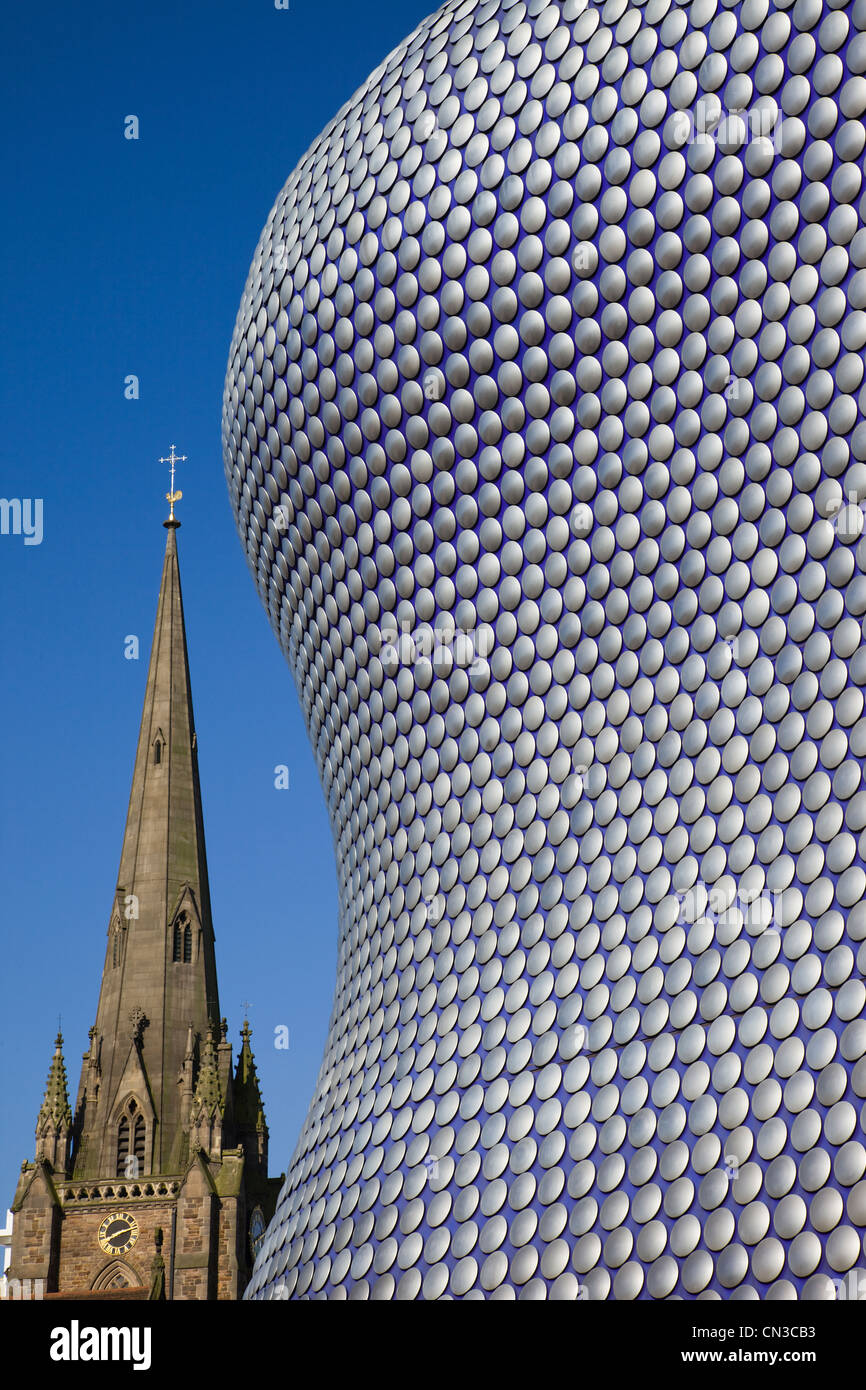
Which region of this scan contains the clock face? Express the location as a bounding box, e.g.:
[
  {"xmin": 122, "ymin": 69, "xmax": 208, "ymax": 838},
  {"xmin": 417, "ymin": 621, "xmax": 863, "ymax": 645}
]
[
  {"xmin": 98, "ymin": 1212, "xmax": 140, "ymax": 1255},
  {"xmin": 249, "ymin": 1207, "xmax": 266, "ymax": 1258}
]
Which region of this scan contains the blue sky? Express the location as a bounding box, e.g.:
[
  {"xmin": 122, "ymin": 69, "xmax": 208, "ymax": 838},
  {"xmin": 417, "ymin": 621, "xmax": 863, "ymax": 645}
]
[{"xmin": 0, "ymin": 0, "xmax": 435, "ymax": 1207}]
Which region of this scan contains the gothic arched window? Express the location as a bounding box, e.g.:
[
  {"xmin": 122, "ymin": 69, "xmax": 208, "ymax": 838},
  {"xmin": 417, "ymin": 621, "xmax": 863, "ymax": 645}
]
[
  {"xmin": 173, "ymin": 914, "xmax": 192, "ymax": 963},
  {"xmin": 116, "ymin": 1116, "xmax": 130, "ymax": 1177},
  {"xmin": 116, "ymin": 1099, "xmax": 146, "ymax": 1178},
  {"xmin": 92, "ymin": 1260, "xmax": 141, "ymax": 1293},
  {"xmin": 133, "ymin": 1116, "xmax": 145, "ymax": 1170}
]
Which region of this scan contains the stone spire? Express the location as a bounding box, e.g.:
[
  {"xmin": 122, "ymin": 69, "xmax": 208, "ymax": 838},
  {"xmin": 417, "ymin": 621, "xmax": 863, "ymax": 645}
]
[
  {"xmin": 35, "ymin": 1034, "xmax": 72, "ymax": 1173},
  {"xmin": 11, "ymin": 496, "xmax": 282, "ymax": 1301},
  {"xmin": 71, "ymin": 518, "xmax": 220, "ymax": 1178},
  {"xmin": 233, "ymin": 1020, "xmax": 268, "ymax": 1174},
  {"xmin": 189, "ymin": 1025, "xmax": 227, "ymax": 1159},
  {"xmin": 192, "ymin": 1026, "xmax": 224, "ymax": 1114}
]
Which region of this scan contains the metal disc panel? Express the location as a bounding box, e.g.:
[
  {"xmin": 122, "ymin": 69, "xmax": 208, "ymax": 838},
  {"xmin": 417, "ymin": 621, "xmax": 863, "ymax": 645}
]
[{"xmin": 223, "ymin": 0, "xmax": 866, "ymax": 1299}]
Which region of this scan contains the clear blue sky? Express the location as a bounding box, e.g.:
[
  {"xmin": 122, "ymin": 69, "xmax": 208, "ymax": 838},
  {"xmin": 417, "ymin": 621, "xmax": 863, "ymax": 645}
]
[{"xmin": 0, "ymin": 0, "xmax": 435, "ymax": 1205}]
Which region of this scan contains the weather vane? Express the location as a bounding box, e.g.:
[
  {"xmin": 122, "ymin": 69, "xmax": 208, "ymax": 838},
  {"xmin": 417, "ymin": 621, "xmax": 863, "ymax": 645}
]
[{"xmin": 159, "ymin": 443, "xmax": 187, "ymax": 521}]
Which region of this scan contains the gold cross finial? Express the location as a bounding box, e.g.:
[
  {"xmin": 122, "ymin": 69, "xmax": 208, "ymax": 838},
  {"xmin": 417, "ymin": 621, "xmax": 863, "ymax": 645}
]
[{"xmin": 158, "ymin": 443, "xmax": 187, "ymax": 521}]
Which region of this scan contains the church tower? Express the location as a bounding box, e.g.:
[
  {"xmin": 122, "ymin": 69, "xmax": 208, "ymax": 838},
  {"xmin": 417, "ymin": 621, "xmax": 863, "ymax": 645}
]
[{"xmin": 9, "ymin": 466, "xmax": 281, "ymax": 1300}]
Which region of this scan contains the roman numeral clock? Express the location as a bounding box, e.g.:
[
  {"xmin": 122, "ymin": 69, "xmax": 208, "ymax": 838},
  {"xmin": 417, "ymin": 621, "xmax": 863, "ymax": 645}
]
[{"xmin": 97, "ymin": 1212, "xmax": 140, "ymax": 1257}]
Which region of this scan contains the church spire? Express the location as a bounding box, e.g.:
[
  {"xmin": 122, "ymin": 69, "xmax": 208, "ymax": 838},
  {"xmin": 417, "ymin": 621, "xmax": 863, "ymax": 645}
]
[
  {"xmin": 35, "ymin": 1033, "xmax": 72, "ymax": 1172},
  {"xmin": 233, "ymin": 1020, "xmax": 269, "ymax": 1174},
  {"xmin": 189, "ymin": 1025, "xmax": 227, "ymax": 1160},
  {"xmin": 71, "ymin": 509, "xmax": 220, "ymax": 1178},
  {"xmin": 192, "ymin": 1026, "xmax": 224, "ymax": 1115},
  {"xmin": 12, "ymin": 475, "xmax": 282, "ymax": 1300}
]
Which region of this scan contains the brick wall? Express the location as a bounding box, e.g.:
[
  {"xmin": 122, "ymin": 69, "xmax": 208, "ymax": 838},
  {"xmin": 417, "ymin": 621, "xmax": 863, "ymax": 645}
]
[{"xmin": 57, "ymin": 1200, "xmax": 176, "ymax": 1293}]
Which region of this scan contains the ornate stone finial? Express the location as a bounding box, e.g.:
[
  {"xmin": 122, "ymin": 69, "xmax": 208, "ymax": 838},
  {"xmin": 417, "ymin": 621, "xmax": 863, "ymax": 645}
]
[
  {"xmin": 234, "ymin": 1018, "xmax": 267, "ymax": 1146},
  {"xmin": 39, "ymin": 1035, "xmax": 71, "ymax": 1124},
  {"xmin": 191, "ymin": 1026, "xmax": 224, "ymax": 1121},
  {"xmin": 158, "ymin": 443, "xmax": 187, "ymax": 523},
  {"xmin": 35, "ymin": 1032, "xmax": 72, "ymax": 1171},
  {"xmin": 220, "ymin": 1017, "xmax": 228, "ymax": 1043},
  {"xmin": 149, "ymin": 1227, "xmax": 166, "ymax": 1301},
  {"xmin": 129, "ymin": 1007, "xmax": 147, "ymax": 1044}
]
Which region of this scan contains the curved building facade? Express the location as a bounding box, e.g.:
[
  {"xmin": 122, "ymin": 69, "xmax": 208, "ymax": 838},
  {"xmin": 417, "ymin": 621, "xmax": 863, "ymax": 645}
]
[{"xmin": 222, "ymin": 0, "xmax": 866, "ymax": 1299}]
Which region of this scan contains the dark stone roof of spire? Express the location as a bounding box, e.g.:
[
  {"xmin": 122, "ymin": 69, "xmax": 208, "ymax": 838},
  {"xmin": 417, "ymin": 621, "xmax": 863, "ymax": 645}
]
[
  {"xmin": 72, "ymin": 523, "xmax": 221, "ymax": 1176},
  {"xmin": 233, "ymin": 1021, "xmax": 266, "ymax": 1131}
]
